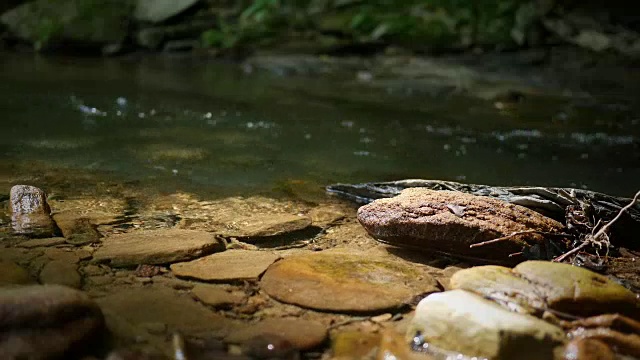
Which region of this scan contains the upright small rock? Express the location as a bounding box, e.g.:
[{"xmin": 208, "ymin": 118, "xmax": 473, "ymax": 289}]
[{"xmin": 10, "ymin": 185, "xmax": 59, "ymax": 238}]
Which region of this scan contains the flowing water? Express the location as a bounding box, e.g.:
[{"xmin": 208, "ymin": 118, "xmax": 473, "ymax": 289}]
[{"xmin": 1, "ymin": 53, "xmax": 638, "ymax": 199}]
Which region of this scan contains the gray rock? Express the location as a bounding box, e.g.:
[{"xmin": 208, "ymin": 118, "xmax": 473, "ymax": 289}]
[
  {"xmin": 0, "ymin": 284, "xmax": 104, "ymax": 359},
  {"xmin": 134, "ymin": 0, "xmax": 200, "ymax": 23},
  {"xmin": 135, "ymin": 26, "xmax": 165, "ymax": 49},
  {"xmin": 407, "ymin": 289, "xmax": 565, "ymax": 360},
  {"xmin": 9, "ymin": 185, "xmax": 59, "ymax": 237},
  {"xmin": 0, "ymin": 0, "xmax": 130, "ymax": 50},
  {"xmin": 357, "ymin": 188, "xmax": 565, "ymax": 265},
  {"xmin": 93, "ymin": 229, "xmax": 225, "ymax": 267},
  {"xmin": 39, "ymin": 260, "xmax": 81, "ymax": 289}
]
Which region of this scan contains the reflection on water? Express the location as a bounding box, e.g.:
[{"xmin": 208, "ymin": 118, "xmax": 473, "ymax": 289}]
[{"xmin": 0, "ymin": 53, "xmax": 638, "ymax": 198}]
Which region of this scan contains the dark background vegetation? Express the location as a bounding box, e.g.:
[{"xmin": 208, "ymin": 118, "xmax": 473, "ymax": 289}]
[{"xmin": 1, "ymin": 0, "xmax": 638, "ymax": 59}]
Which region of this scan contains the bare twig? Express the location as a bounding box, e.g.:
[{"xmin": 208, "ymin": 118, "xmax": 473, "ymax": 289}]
[
  {"xmin": 553, "ymin": 241, "xmax": 589, "ymax": 262},
  {"xmin": 554, "ymin": 189, "xmax": 640, "ymax": 263},
  {"xmin": 592, "ymin": 190, "xmax": 640, "ymax": 241},
  {"xmin": 470, "ymin": 230, "xmax": 569, "ymax": 248}
]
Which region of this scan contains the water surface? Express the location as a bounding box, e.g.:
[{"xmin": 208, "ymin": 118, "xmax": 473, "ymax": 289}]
[{"xmin": 1, "ymin": 53, "xmax": 638, "ymax": 199}]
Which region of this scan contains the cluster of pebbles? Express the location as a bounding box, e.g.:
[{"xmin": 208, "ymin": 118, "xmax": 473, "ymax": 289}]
[{"xmin": 0, "ymin": 184, "xmax": 638, "ymax": 359}]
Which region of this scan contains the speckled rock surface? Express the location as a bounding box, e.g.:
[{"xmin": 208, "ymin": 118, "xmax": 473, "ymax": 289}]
[
  {"xmin": 357, "ymin": 188, "xmax": 565, "ymax": 264},
  {"xmin": 9, "ymin": 185, "xmax": 59, "ymax": 238}
]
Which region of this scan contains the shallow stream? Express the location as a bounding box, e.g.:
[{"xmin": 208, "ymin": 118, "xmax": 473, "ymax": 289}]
[{"xmin": 1, "ymin": 53, "xmax": 638, "ymax": 199}]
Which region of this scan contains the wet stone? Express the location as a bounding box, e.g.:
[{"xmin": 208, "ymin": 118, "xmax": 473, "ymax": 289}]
[
  {"xmin": 0, "ymin": 247, "xmax": 41, "ymax": 265},
  {"xmin": 563, "ymin": 338, "xmax": 615, "ymax": 360},
  {"xmin": 81, "ymin": 264, "xmax": 107, "ymax": 277},
  {"xmin": 331, "ymin": 331, "xmax": 381, "ymax": 359},
  {"xmin": 307, "ymin": 205, "xmax": 347, "ymax": 227},
  {"xmin": 39, "ymin": 260, "xmax": 82, "ymax": 289},
  {"xmin": 226, "ymin": 318, "xmax": 327, "ymax": 351},
  {"xmin": 191, "ymin": 284, "xmax": 245, "ymax": 308},
  {"xmin": 171, "ymin": 250, "xmax": 280, "ymax": 282},
  {"xmin": 408, "ymin": 289, "xmax": 565, "ymax": 360},
  {"xmin": 0, "ymin": 284, "xmax": 105, "ymax": 359},
  {"xmin": 87, "ymin": 275, "xmax": 115, "ymax": 286},
  {"xmin": 16, "ymin": 237, "xmax": 66, "ymax": 248},
  {"xmin": 260, "ymin": 250, "xmax": 439, "ymax": 313},
  {"xmin": 93, "ymin": 229, "xmax": 225, "ymax": 267},
  {"xmin": 0, "ymin": 260, "xmax": 34, "ymax": 286},
  {"xmin": 134, "ymin": 0, "xmax": 200, "ymax": 23},
  {"xmin": 221, "ymin": 213, "xmax": 313, "ymax": 241},
  {"xmin": 9, "ymin": 185, "xmax": 59, "ymax": 238},
  {"xmin": 357, "ymin": 188, "xmax": 565, "ymax": 264},
  {"xmin": 44, "ymin": 247, "xmax": 81, "ymax": 263},
  {"xmin": 451, "ymin": 261, "xmax": 640, "ymax": 319},
  {"xmin": 51, "ymin": 213, "xmax": 102, "ymax": 245},
  {"xmin": 97, "ymin": 286, "xmax": 240, "ymax": 337}
]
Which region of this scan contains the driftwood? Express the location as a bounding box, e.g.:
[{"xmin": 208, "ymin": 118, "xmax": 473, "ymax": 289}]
[{"xmin": 327, "ymin": 180, "xmax": 640, "ymax": 252}]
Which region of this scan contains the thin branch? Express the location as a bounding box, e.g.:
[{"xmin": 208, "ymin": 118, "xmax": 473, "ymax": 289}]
[
  {"xmin": 469, "ymin": 230, "xmax": 568, "ymax": 249},
  {"xmin": 592, "ymin": 190, "xmax": 640, "ymax": 240},
  {"xmin": 553, "ymin": 241, "xmax": 588, "ymax": 262}
]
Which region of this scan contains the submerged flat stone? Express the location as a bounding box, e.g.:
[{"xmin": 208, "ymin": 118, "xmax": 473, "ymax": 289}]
[
  {"xmin": 260, "ymin": 250, "xmax": 439, "ymax": 313},
  {"xmin": 450, "ymin": 260, "xmax": 640, "ymax": 319},
  {"xmin": 226, "ymin": 318, "xmax": 327, "ymax": 351},
  {"xmin": 16, "ymin": 237, "xmax": 66, "ymax": 248},
  {"xmin": 0, "ymin": 260, "xmax": 34, "ymax": 286},
  {"xmin": 0, "ymin": 284, "xmax": 104, "ymax": 359},
  {"xmin": 97, "ymin": 286, "xmax": 239, "ymax": 336},
  {"xmin": 357, "ymin": 188, "xmax": 565, "ymax": 264},
  {"xmin": 408, "ymin": 289, "xmax": 565, "ymax": 360},
  {"xmin": 39, "ymin": 260, "xmax": 81, "ymax": 289},
  {"xmin": 191, "ymin": 284, "xmax": 245, "ymax": 308},
  {"xmin": 221, "ymin": 213, "xmax": 312, "ymax": 240},
  {"xmin": 171, "ymin": 250, "xmax": 280, "ymax": 282},
  {"xmin": 93, "ymin": 229, "xmax": 224, "ymax": 267}
]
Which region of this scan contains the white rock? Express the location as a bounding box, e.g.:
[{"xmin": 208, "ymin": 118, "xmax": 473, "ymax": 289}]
[{"xmin": 408, "ymin": 290, "xmax": 565, "ymax": 360}]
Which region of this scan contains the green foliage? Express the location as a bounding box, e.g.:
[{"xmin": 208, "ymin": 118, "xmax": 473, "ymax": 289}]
[{"xmin": 201, "ymin": 0, "xmax": 540, "ymax": 51}]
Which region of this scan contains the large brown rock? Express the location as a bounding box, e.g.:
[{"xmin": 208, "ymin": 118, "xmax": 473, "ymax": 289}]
[
  {"xmin": 0, "ymin": 284, "xmax": 105, "ymax": 359},
  {"xmin": 357, "ymin": 188, "xmax": 565, "ymax": 264},
  {"xmin": 93, "ymin": 229, "xmax": 225, "ymax": 267},
  {"xmin": 260, "ymin": 250, "xmax": 439, "ymax": 313},
  {"xmin": 9, "ymin": 185, "xmax": 59, "ymax": 237}
]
